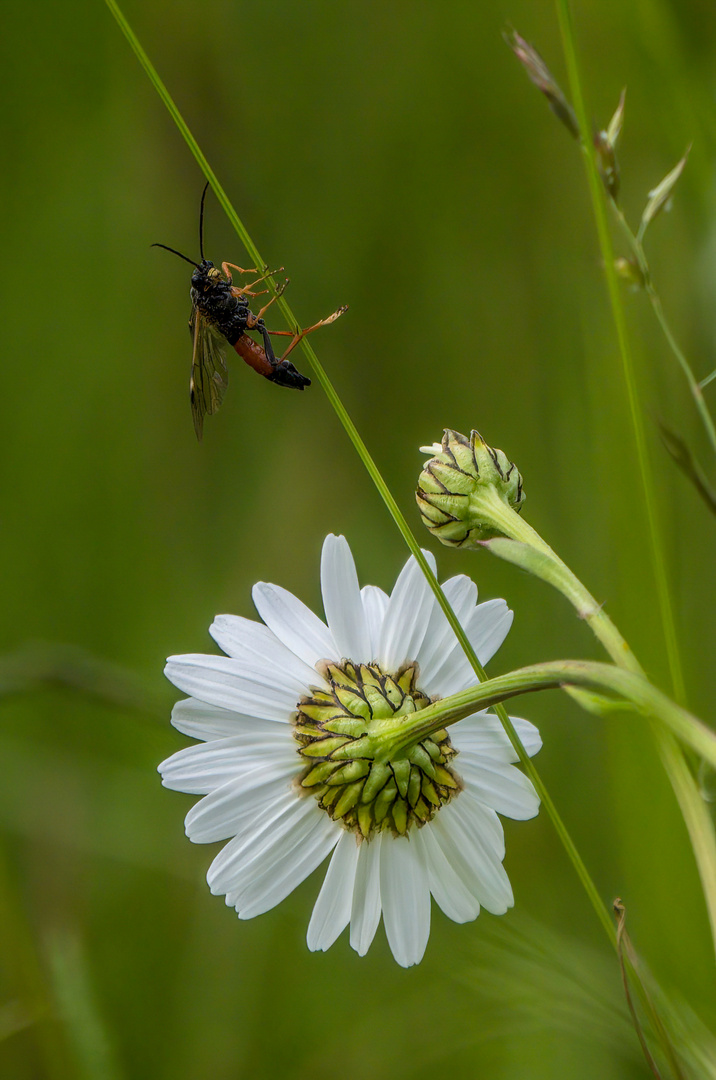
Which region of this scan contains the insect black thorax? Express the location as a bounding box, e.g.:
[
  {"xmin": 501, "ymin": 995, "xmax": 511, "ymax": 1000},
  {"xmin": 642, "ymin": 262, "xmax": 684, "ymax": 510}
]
[{"xmin": 190, "ymin": 261, "xmax": 250, "ymax": 346}]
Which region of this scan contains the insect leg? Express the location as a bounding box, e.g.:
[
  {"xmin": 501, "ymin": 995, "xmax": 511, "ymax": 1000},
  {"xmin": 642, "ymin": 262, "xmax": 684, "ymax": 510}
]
[
  {"xmin": 254, "ymin": 320, "xmax": 279, "ymax": 364},
  {"xmin": 222, "ymin": 263, "xmax": 285, "ymax": 294},
  {"xmin": 247, "ymin": 279, "xmax": 290, "ymax": 324},
  {"xmin": 274, "ymin": 305, "xmax": 348, "ymax": 363},
  {"xmin": 221, "ymin": 262, "xmax": 259, "ymax": 280}
]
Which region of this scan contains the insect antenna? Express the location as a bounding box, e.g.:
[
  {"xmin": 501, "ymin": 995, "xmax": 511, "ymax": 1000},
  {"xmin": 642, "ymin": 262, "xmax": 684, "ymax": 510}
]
[
  {"xmin": 151, "ymin": 243, "xmax": 200, "ymax": 267},
  {"xmin": 199, "ymin": 181, "xmax": 210, "ymax": 262}
]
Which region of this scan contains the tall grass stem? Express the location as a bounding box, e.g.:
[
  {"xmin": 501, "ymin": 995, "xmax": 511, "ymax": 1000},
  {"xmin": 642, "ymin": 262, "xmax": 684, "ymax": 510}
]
[{"xmin": 554, "ymin": 0, "xmax": 716, "ymax": 959}]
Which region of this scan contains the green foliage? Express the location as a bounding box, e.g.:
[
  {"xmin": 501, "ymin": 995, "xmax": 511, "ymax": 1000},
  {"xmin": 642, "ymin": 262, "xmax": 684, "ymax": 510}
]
[{"xmin": 2, "ymin": 1, "xmax": 716, "ymax": 1077}]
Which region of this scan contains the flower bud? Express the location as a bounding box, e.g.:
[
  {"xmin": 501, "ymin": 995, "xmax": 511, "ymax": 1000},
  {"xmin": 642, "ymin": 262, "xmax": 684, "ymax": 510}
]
[
  {"xmin": 594, "ymin": 129, "xmax": 620, "ymax": 202},
  {"xmin": 641, "ymin": 147, "xmax": 690, "ymax": 236},
  {"xmin": 594, "ymin": 89, "xmax": 626, "ymax": 202},
  {"xmin": 417, "ymin": 429, "xmax": 525, "ymax": 548},
  {"xmin": 614, "ymin": 257, "xmax": 645, "ymax": 290},
  {"xmin": 504, "ymin": 29, "xmax": 579, "ymax": 141}
]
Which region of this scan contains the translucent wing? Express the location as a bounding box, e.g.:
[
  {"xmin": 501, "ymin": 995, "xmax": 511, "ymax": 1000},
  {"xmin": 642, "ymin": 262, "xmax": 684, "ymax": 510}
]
[{"xmin": 189, "ymin": 308, "xmax": 230, "ymax": 440}]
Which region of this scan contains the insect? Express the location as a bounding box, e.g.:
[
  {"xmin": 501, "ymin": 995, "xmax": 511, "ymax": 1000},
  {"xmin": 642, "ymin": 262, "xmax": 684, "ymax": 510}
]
[{"xmin": 154, "ymin": 184, "xmax": 347, "ymax": 439}]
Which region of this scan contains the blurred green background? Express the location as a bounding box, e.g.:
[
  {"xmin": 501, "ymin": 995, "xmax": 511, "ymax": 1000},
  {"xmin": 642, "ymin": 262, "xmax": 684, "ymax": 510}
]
[{"xmin": 2, "ymin": 0, "xmax": 715, "ymax": 1076}]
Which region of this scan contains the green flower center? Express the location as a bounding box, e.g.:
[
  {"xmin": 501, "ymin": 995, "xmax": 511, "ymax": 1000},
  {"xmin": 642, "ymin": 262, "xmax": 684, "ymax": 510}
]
[{"xmin": 292, "ymin": 660, "xmax": 460, "ymax": 839}]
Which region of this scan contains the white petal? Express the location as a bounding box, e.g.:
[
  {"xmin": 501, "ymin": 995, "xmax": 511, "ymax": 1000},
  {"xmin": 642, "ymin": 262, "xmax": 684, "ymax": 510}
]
[
  {"xmin": 165, "ymin": 655, "xmax": 298, "ymax": 722},
  {"xmin": 379, "ymin": 835, "xmax": 431, "ymax": 968},
  {"xmin": 432, "ymin": 797, "xmax": 513, "ymax": 915},
  {"xmin": 457, "ymin": 755, "xmax": 540, "ymax": 820},
  {"xmin": 415, "ymin": 824, "xmax": 480, "ymax": 923},
  {"xmin": 307, "ymin": 832, "xmax": 360, "ymax": 952},
  {"xmin": 171, "ymin": 698, "xmax": 267, "ymax": 741},
  {"xmin": 450, "ymin": 713, "xmax": 542, "ymax": 762},
  {"xmin": 424, "ymin": 600, "xmax": 512, "ymax": 698},
  {"xmin": 454, "ymin": 790, "xmax": 506, "ymax": 859},
  {"xmin": 468, "ymin": 601, "xmax": 514, "ymax": 667},
  {"xmin": 184, "ymin": 763, "xmax": 298, "ymax": 842},
  {"xmin": 349, "ymin": 834, "xmax": 383, "ymax": 956},
  {"xmin": 159, "ymin": 726, "xmax": 294, "ymax": 793},
  {"xmin": 233, "ymin": 812, "xmax": 340, "ymax": 920},
  {"xmin": 252, "ymin": 582, "xmax": 337, "ymax": 668},
  {"xmin": 210, "ymin": 615, "xmax": 326, "ymax": 691},
  {"xmin": 207, "ymin": 786, "xmax": 302, "ymax": 894},
  {"xmin": 414, "ymin": 575, "xmax": 477, "ymax": 688},
  {"xmin": 320, "ymin": 535, "xmax": 372, "ymax": 662},
  {"xmin": 377, "ymin": 551, "xmax": 437, "ymax": 673},
  {"xmin": 361, "ymin": 585, "xmax": 389, "ymax": 660}
]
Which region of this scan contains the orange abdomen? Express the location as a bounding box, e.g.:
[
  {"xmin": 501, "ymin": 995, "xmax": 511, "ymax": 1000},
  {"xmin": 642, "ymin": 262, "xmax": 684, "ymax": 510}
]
[{"xmin": 233, "ymin": 334, "xmax": 274, "ymax": 378}]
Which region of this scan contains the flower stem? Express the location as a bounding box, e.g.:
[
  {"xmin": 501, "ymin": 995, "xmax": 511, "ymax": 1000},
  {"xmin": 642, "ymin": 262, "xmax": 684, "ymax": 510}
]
[
  {"xmin": 384, "ymin": 660, "xmax": 716, "ymax": 772},
  {"xmin": 481, "ymin": 518, "xmax": 640, "ymax": 676},
  {"xmin": 487, "ymin": 526, "xmax": 716, "ymax": 959},
  {"xmin": 104, "ymin": 0, "xmax": 617, "ymax": 947}
]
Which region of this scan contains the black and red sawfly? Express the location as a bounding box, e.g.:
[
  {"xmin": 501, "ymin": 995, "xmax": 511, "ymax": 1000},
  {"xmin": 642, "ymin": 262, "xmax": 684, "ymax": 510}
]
[{"xmin": 154, "ymin": 184, "xmax": 347, "ymax": 439}]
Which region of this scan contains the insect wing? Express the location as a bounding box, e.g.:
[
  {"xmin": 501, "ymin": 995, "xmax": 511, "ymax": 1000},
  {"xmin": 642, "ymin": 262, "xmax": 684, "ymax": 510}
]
[{"xmin": 189, "ymin": 308, "xmax": 229, "ymax": 440}]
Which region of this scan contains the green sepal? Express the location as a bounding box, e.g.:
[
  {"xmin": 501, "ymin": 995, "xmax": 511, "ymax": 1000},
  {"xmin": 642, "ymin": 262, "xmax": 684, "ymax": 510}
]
[
  {"xmin": 396, "ymin": 666, "xmax": 418, "ymax": 694},
  {"xmin": 298, "ymin": 703, "xmax": 345, "ymax": 724},
  {"xmin": 357, "ymin": 803, "xmax": 373, "ymax": 838},
  {"xmin": 363, "ymin": 682, "xmax": 393, "ymax": 718},
  {"xmin": 334, "ymin": 781, "xmax": 365, "ymax": 819},
  {"xmin": 392, "ymin": 799, "xmax": 408, "ymax": 834},
  {"xmin": 374, "ymin": 782, "xmax": 398, "ymax": 823},
  {"xmin": 334, "ymin": 685, "xmax": 370, "ymax": 720},
  {"xmin": 383, "ymin": 678, "xmax": 405, "ymax": 710},
  {"xmin": 300, "ymin": 736, "xmax": 351, "ymax": 759},
  {"xmin": 423, "ymin": 739, "xmax": 442, "ymax": 761},
  {"xmin": 408, "ymin": 743, "xmax": 437, "ymax": 779},
  {"xmin": 328, "ymin": 759, "xmax": 371, "ymax": 785},
  {"xmin": 361, "ymin": 761, "xmax": 391, "ymax": 802},
  {"xmin": 429, "ymin": 460, "xmax": 476, "ymax": 494},
  {"xmin": 320, "ymin": 785, "xmax": 342, "ymax": 808},
  {"xmin": 323, "ymin": 717, "xmax": 368, "ymax": 737},
  {"xmin": 331, "ymin": 735, "xmax": 372, "ymax": 760},
  {"xmin": 302, "ymin": 761, "xmax": 342, "ymax": 786},
  {"xmin": 415, "ymin": 495, "xmax": 455, "ymax": 527},
  {"xmin": 392, "ymin": 758, "xmax": 411, "ymax": 798},
  {"xmin": 421, "ymin": 775, "xmax": 440, "ymax": 806},
  {"xmin": 407, "ymin": 766, "xmax": 422, "ymax": 807},
  {"xmin": 433, "ymin": 764, "xmax": 459, "ymax": 789}
]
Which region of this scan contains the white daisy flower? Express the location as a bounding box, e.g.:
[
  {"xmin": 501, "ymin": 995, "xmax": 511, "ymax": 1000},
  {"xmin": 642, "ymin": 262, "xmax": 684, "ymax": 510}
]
[{"xmin": 159, "ymin": 535, "xmax": 542, "ymax": 967}]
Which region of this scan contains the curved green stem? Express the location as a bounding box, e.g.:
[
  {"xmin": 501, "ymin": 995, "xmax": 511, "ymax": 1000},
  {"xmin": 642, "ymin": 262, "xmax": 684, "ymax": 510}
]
[
  {"xmin": 382, "ymin": 660, "xmax": 716, "ymax": 770},
  {"xmin": 480, "ymin": 515, "xmax": 640, "ymax": 675}
]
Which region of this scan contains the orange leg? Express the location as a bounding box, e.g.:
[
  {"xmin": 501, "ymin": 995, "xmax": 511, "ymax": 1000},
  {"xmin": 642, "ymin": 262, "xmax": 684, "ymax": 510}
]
[
  {"xmin": 272, "ymin": 306, "xmax": 348, "ymax": 362},
  {"xmin": 253, "ymin": 278, "xmax": 289, "ymax": 320},
  {"xmin": 221, "ymin": 261, "xmax": 258, "ymax": 280},
  {"xmin": 232, "ymin": 285, "xmax": 271, "ymax": 300},
  {"xmin": 222, "ymin": 262, "xmax": 285, "ymax": 294}
]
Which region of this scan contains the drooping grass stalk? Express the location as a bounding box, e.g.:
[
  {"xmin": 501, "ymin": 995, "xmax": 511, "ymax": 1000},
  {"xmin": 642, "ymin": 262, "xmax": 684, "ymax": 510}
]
[
  {"xmin": 554, "ymin": 0, "xmax": 716, "ymax": 958},
  {"xmin": 555, "ymin": 0, "xmax": 685, "ymax": 706},
  {"xmin": 615, "ymin": 899, "xmax": 687, "ymax": 1080},
  {"xmin": 104, "ymin": 0, "xmax": 616, "ymax": 945},
  {"xmin": 611, "ymin": 203, "xmax": 716, "ymax": 459}
]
